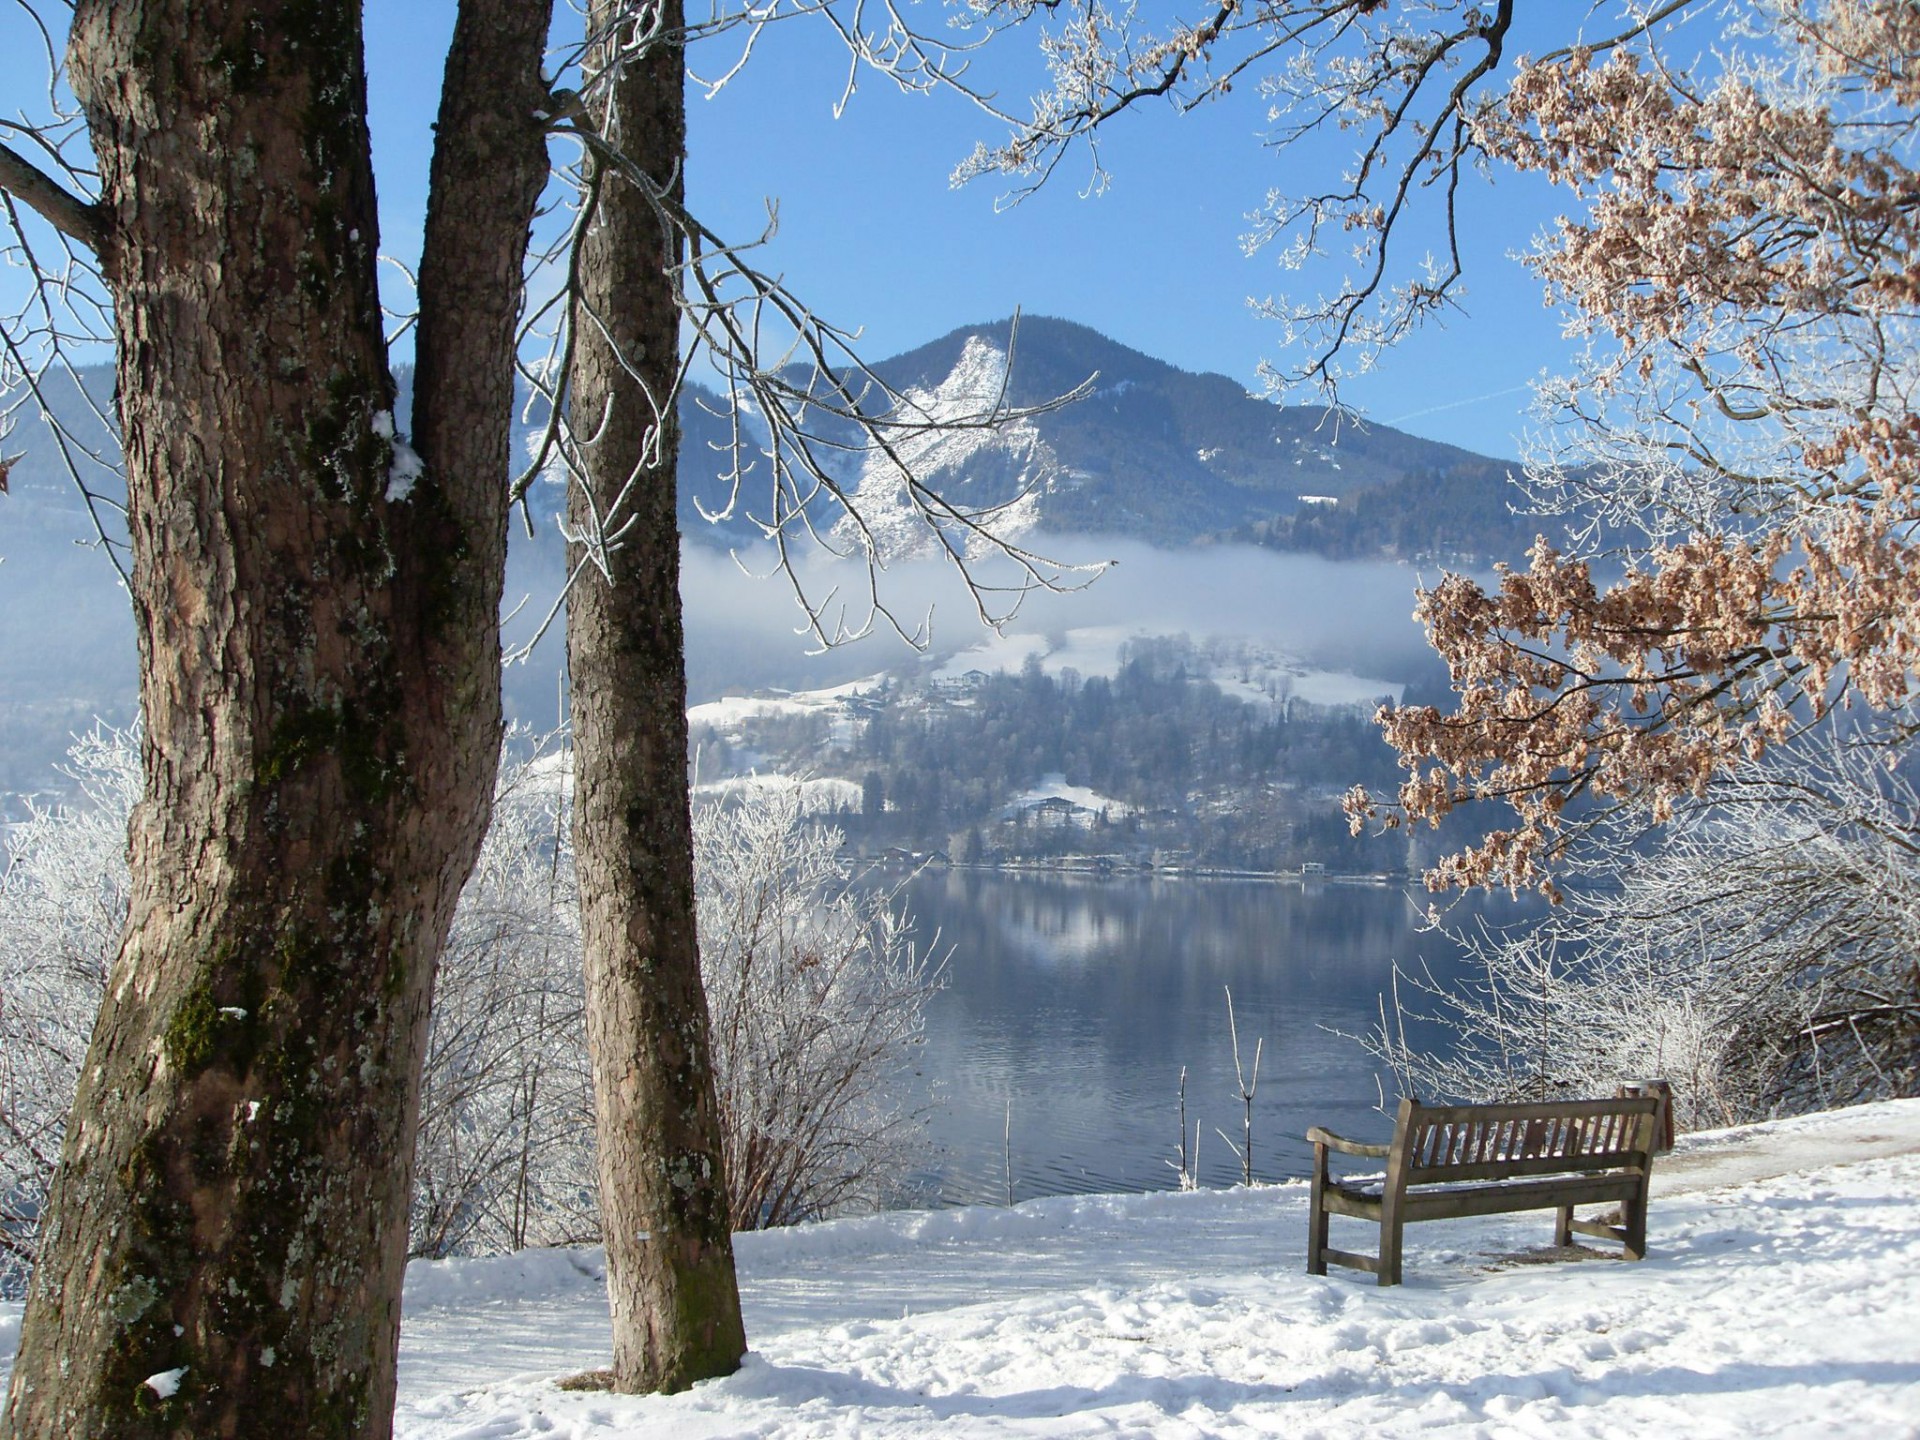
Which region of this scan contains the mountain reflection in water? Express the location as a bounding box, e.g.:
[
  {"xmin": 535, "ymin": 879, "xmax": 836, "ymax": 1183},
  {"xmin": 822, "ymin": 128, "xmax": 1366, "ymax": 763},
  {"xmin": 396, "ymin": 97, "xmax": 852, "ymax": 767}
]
[{"xmin": 890, "ymin": 871, "xmax": 1542, "ymax": 1208}]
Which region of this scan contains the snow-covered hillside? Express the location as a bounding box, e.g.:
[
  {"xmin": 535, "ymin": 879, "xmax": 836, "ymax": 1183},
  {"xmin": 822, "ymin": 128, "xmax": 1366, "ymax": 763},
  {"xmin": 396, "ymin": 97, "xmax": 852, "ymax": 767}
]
[
  {"xmin": 835, "ymin": 335, "xmax": 1065, "ymax": 561},
  {"xmin": 396, "ymin": 1100, "xmax": 1920, "ymax": 1436},
  {"xmin": 683, "ymin": 623, "xmax": 1410, "ymax": 871},
  {"xmin": 3, "ymin": 1102, "xmax": 1914, "ymax": 1434},
  {"xmin": 934, "ymin": 625, "xmax": 1401, "ymax": 711},
  {"xmin": 21, "ymin": 1102, "xmax": 1903, "ymax": 1436},
  {"xmin": 689, "ymin": 625, "xmax": 1401, "ymax": 760}
]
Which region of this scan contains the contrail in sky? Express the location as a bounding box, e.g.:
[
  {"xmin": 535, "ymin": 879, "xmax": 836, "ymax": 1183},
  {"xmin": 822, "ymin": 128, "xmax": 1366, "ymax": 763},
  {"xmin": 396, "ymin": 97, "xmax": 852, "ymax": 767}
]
[{"xmin": 1388, "ymin": 382, "xmax": 1533, "ymax": 425}]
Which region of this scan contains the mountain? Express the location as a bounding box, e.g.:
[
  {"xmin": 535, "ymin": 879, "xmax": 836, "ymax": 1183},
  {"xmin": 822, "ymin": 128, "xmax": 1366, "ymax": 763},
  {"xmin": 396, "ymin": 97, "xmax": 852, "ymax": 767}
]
[
  {"xmin": 760, "ymin": 315, "xmax": 1525, "ymax": 559},
  {"xmin": 7, "ymin": 320, "xmax": 1527, "ymax": 561},
  {"xmin": 1, "ymin": 320, "xmax": 1527, "ymax": 796}
]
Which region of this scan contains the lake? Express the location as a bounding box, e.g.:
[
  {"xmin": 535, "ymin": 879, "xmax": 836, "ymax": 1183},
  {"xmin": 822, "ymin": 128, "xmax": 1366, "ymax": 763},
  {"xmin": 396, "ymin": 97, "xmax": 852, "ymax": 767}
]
[{"xmin": 895, "ymin": 870, "xmax": 1540, "ymax": 1207}]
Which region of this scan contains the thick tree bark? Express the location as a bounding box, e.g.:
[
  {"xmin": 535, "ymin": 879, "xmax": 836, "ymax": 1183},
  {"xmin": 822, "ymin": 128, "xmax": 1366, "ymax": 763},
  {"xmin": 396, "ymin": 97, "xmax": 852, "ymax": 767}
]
[
  {"xmin": 0, "ymin": 3, "xmax": 549, "ymax": 1437},
  {"xmin": 567, "ymin": 0, "xmax": 749, "ymax": 1394}
]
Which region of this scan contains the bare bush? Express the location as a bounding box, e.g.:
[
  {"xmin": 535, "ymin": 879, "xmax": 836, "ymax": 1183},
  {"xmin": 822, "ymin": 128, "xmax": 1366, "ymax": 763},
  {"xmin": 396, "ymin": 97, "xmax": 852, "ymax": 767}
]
[
  {"xmin": 0, "ymin": 735, "xmax": 939, "ymax": 1279},
  {"xmin": 695, "ymin": 782, "xmax": 941, "ymax": 1227},
  {"xmin": 1371, "ymin": 734, "xmax": 1920, "ymax": 1128}
]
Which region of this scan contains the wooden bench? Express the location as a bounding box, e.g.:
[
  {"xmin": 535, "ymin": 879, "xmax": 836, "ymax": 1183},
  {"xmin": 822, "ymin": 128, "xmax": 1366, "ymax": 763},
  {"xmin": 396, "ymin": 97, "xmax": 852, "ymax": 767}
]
[{"xmin": 1306, "ymin": 1095, "xmax": 1661, "ymax": 1286}]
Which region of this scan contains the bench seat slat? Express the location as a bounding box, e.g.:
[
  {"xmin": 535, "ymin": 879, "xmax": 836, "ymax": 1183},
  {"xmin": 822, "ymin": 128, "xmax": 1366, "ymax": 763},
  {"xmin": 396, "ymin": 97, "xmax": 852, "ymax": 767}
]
[
  {"xmin": 1405, "ymin": 1149, "xmax": 1650, "ymax": 1185},
  {"xmin": 1400, "ymin": 1173, "xmax": 1642, "ymax": 1223},
  {"xmin": 1328, "ymin": 1170, "xmax": 1642, "ymax": 1220}
]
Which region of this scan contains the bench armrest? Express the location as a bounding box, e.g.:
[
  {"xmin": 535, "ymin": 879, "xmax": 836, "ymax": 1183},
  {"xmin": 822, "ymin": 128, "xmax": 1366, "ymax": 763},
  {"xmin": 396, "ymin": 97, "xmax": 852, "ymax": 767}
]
[{"xmin": 1307, "ymin": 1126, "xmax": 1391, "ymax": 1159}]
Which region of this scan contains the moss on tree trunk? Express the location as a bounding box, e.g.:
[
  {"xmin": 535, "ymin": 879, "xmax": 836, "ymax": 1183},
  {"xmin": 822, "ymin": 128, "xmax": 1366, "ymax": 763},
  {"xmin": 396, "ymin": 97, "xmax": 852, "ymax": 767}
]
[{"xmin": 1, "ymin": 3, "xmax": 550, "ymax": 1436}]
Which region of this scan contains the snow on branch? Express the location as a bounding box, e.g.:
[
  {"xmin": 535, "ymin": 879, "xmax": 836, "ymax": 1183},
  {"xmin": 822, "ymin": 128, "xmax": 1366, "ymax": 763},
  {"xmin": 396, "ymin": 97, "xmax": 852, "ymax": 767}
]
[
  {"xmin": 510, "ymin": 5, "xmax": 1110, "ymax": 660},
  {"xmin": 952, "ymin": 0, "xmax": 1543, "ymax": 402}
]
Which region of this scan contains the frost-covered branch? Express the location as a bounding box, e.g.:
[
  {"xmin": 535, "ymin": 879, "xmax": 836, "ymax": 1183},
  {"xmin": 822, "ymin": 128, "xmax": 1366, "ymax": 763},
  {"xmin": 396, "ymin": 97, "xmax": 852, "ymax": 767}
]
[
  {"xmin": 1347, "ymin": 3, "xmax": 1920, "ymax": 894},
  {"xmin": 954, "ymin": 0, "xmax": 1561, "ymax": 400},
  {"xmin": 0, "ymin": 731, "xmax": 943, "ymax": 1279},
  {"xmin": 499, "ymin": 1, "xmax": 1107, "ymax": 663},
  {"xmin": 1364, "ymin": 727, "xmax": 1920, "ymax": 1123}
]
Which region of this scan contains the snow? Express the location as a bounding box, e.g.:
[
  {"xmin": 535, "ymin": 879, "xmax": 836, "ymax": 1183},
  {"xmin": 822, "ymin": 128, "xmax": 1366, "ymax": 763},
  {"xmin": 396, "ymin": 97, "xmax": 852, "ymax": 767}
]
[
  {"xmin": 1039, "ymin": 625, "xmax": 1146, "ymax": 680},
  {"xmin": 374, "ymin": 410, "xmax": 425, "ymax": 502},
  {"xmin": 389, "ymin": 1097, "xmax": 1920, "ymax": 1437},
  {"xmin": 1003, "ymin": 772, "xmax": 1132, "ymax": 822},
  {"xmin": 836, "ymin": 337, "xmax": 1057, "ymax": 560},
  {"xmin": 688, "ymin": 631, "xmax": 1400, "ymax": 749},
  {"xmin": 694, "ymin": 772, "xmax": 862, "ymax": 814},
  {"xmin": 1285, "ymin": 669, "xmax": 1403, "ymax": 710},
  {"xmin": 933, "ymin": 625, "xmax": 1403, "ymax": 715},
  {"xmin": 934, "ymin": 631, "xmax": 1056, "ymax": 680},
  {"xmin": 689, "ymin": 676, "xmax": 890, "ymax": 731},
  {"xmin": 4, "ymin": 1103, "xmax": 1916, "ymax": 1436},
  {"xmin": 385, "ymin": 441, "xmax": 423, "ymax": 503},
  {"xmin": 143, "ymin": 1366, "xmax": 186, "ymax": 1399}
]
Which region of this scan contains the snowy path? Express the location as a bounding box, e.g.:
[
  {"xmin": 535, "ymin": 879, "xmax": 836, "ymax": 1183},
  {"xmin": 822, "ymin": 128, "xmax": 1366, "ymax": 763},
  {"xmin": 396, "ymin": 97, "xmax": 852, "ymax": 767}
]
[
  {"xmin": 5, "ymin": 1100, "xmax": 1918, "ymax": 1435},
  {"xmin": 390, "ymin": 1098, "xmax": 1920, "ymax": 1437}
]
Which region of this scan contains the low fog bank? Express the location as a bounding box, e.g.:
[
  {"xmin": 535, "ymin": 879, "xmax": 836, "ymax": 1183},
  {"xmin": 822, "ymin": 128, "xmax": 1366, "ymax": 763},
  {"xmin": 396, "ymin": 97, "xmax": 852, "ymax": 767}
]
[
  {"xmin": 670, "ymin": 533, "xmax": 1454, "ymax": 700},
  {"xmin": 501, "ymin": 528, "xmax": 1457, "ymax": 731},
  {"xmin": 2, "ymin": 511, "xmax": 1462, "ymax": 796}
]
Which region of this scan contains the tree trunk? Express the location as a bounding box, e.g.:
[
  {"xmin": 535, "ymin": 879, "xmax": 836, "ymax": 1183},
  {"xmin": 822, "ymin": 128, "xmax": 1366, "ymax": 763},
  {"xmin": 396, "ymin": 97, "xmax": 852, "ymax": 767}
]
[
  {"xmin": 1, "ymin": 4, "xmax": 549, "ymax": 1437},
  {"xmin": 566, "ymin": 0, "xmax": 748, "ymax": 1394}
]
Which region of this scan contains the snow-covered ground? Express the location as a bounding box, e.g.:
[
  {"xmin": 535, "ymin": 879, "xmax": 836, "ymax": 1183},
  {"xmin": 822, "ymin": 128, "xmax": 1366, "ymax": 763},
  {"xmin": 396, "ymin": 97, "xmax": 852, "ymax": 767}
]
[
  {"xmin": 931, "ymin": 624, "xmax": 1403, "ymax": 712},
  {"xmin": 1001, "ymin": 772, "xmax": 1134, "ymax": 824},
  {"xmin": 689, "ymin": 675, "xmax": 892, "ymax": 731},
  {"xmin": 5, "ymin": 1101, "xmax": 1916, "ymax": 1435},
  {"xmin": 692, "ymin": 771, "xmax": 864, "ymax": 814}
]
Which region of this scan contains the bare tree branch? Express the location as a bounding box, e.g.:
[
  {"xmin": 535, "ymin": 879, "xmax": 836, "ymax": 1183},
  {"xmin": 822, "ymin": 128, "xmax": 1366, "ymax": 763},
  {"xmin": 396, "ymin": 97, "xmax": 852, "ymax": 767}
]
[
  {"xmin": 509, "ymin": 16, "xmax": 1112, "ymax": 663},
  {"xmin": 0, "ymin": 140, "xmax": 104, "ymax": 256}
]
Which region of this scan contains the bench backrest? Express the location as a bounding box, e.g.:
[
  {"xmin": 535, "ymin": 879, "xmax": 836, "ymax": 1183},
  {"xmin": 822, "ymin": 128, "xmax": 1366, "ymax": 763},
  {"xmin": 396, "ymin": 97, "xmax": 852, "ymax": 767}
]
[{"xmin": 1392, "ymin": 1096, "xmax": 1660, "ymax": 1186}]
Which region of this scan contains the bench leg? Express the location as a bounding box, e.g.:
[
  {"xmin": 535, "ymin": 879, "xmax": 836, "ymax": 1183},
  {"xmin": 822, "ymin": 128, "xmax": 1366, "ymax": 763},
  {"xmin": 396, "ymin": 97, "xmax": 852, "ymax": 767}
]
[
  {"xmin": 1376, "ymin": 1204, "xmax": 1404, "ymax": 1287},
  {"xmin": 1307, "ymin": 1182, "xmax": 1329, "ymax": 1276},
  {"xmin": 1623, "ymin": 1184, "xmax": 1648, "ymax": 1261},
  {"xmin": 1554, "ymin": 1204, "xmax": 1573, "ymax": 1248},
  {"xmin": 1378, "ymin": 1222, "xmax": 1403, "ymax": 1286}
]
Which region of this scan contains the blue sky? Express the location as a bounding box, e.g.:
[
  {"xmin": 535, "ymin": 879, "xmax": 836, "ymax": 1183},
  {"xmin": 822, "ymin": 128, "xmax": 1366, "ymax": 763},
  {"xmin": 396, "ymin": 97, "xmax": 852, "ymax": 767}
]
[
  {"xmin": 5, "ymin": 4, "xmax": 1586, "ymax": 461},
  {"xmin": 371, "ymin": 6, "xmax": 1572, "ymax": 460}
]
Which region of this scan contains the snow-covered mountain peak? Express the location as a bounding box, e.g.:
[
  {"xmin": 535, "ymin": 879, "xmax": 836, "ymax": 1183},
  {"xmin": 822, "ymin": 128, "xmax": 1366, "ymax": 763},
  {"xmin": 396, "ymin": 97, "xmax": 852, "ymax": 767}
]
[{"xmin": 836, "ymin": 336, "xmax": 1059, "ymax": 562}]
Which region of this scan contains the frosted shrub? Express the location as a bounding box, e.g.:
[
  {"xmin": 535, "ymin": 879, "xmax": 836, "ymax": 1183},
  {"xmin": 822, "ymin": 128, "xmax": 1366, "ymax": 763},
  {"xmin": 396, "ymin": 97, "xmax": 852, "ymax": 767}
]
[
  {"xmin": 0, "ymin": 733, "xmax": 939, "ymax": 1278},
  {"xmin": 1373, "ymin": 740, "xmax": 1920, "ymax": 1128},
  {"xmin": 410, "ymin": 746, "xmax": 598, "ymax": 1257},
  {"xmin": 1373, "ymin": 922, "xmax": 1799, "ymax": 1132},
  {"xmin": 414, "ymin": 760, "xmax": 941, "ymax": 1241},
  {"xmin": 0, "ymin": 726, "xmax": 137, "ymax": 1296},
  {"xmin": 696, "ymin": 782, "xmax": 941, "ymax": 1228}
]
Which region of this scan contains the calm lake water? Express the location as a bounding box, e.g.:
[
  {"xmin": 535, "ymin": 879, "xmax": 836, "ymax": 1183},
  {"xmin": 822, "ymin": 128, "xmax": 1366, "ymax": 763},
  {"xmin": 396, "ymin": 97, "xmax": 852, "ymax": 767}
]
[{"xmin": 895, "ymin": 870, "xmax": 1541, "ymax": 1207}]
